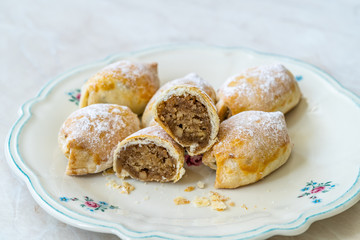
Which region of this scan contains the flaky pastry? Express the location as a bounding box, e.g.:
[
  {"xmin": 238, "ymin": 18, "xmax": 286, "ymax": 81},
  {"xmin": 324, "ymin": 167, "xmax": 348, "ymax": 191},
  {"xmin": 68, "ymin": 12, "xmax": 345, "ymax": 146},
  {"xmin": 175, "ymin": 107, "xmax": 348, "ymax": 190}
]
[
  {"xmin": 141, "ymin": 73, "xmax": 217, "ymax": 128},
  {"xmin": 58, "ymin": 104, "xmax": 140, "ymax": 175},
  {"xmin": 80, "ymin": 60, "xmax": 160, "ymax": 115},
  {"xmin": 113, "ymin": 125, "xmax": 185, "ymax": 183},
  {"xmin": 203, "ymin": 111, "xmax": 292, "ymax": 188},
  {"xmin": 217, "ymin": 64, "xmax": 301, "ymax": 121},
  {"xmin": 152, "ymin": 74, "xmax": 220, "ymax": 156}
]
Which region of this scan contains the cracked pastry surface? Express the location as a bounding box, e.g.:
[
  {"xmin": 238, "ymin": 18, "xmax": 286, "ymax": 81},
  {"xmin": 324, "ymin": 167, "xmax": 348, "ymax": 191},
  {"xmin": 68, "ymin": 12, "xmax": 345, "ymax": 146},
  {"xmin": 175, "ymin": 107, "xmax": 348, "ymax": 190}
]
[
  {"xmin": 80, "ymin": 60, "xmax": 160, "ymax": 115},
  {"xmin": 58, "ymin": 104, "xmax": 140, "ymax": 175},
  {"xmin": 113, "ymin": 125, "xmax": 185, "ymax": 183},
  {"xmin": 216, "ymin": 64, "xmax": 301, "ymax": 121},
  {"xmin": 203, "ymin": 111, "xmax": 292, "ymax": 189}
]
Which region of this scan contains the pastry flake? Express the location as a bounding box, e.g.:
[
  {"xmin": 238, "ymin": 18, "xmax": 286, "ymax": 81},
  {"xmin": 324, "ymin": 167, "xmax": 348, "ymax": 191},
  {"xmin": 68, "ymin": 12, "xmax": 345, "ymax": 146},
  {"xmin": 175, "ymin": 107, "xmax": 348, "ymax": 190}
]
[
  {"xmin": 174, "ymin": 196, "xmax": 190, "ymax": 205},
  {"xmin": 193, "ymin": 196, "xmax": 210, "ymax": 207}
]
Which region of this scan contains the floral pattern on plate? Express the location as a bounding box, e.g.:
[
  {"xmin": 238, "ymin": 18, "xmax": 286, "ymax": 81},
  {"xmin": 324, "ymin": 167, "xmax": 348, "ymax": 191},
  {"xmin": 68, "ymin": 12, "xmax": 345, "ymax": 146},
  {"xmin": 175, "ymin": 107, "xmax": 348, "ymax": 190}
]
[
  {"xmin": 67, "ymin": 88, "xmax": 81, "ymax": 105},
  {"xmin": 60, "ymin": 196, "xmax": 119, "ymax": 212},
  {"xmin": 295, "ymin": 75, "xmax": 303, "ymax": 81},
  {"xmin": 298, "ymin": 181, "xmax": 335, "ymax": 204}
]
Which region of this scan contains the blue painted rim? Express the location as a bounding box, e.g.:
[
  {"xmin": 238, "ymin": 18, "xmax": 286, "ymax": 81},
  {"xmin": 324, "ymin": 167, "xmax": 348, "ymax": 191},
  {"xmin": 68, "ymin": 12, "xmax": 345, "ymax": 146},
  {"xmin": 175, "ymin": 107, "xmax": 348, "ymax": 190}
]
[{"xmin": 5, "ymin": 43, "xmax": 360, "ymax": 239}]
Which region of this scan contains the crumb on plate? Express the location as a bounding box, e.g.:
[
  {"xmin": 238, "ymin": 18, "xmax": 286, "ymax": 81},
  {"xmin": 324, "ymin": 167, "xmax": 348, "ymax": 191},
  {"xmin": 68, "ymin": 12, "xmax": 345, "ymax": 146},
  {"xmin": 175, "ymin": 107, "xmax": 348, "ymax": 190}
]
[
  {"xmin": 210, "ymin": 200, "xmax": 227, "ymax": 211},
  {"xmin": 121, "ymin": 181, "xmax": 135, "ymax": 194},
  {"xmin": 193, "ymin": 196, "xmax": 210, "ymax": 207},
  {"xmin": 106, "ymin": 179, "xmax": 135, "ymax": 194},
  {"xmin": 209, "ymin": 191, "xmax": 229, "ymax": 211},
  {"xmin": 174, "ymin": 196, "xmax": 190, "ymax": 205},
  {"xmin": 209, "ymin": 191, "xmax": 229, "ymax": 202},
  {"xmin": 197, "ymin": 181, "xmax": 205, "ymax": 189},
  {"xmin": 184, "ymin": 186, "xmax": 195, "ymax": 192}
]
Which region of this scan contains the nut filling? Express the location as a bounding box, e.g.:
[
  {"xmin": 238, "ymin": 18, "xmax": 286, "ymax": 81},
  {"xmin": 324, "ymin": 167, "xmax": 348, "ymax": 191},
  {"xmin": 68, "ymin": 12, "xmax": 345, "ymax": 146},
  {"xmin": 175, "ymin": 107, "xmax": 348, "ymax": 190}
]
[
  {"xmin": 116, "ymin": 143, "xmax": 177, "ymax": 182},
  {"xmin": 157, "ymin": 95, "xmax": 212, "ymax": 151}
]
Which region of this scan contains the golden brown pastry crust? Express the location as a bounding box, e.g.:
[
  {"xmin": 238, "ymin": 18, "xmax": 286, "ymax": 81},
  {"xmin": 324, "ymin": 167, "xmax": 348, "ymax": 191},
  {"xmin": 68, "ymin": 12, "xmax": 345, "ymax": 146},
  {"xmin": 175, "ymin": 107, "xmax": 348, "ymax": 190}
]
[
  {"xmin": 141, "ymin": 73, "xmax": 217, "ymax": 128},
  {"xmin": 58, "ymin": 104, "xmax": 140, "ymax": 175},
  {"xmin": 113, "ymin": 125, "xmax": 185, "ymax": 183},
  {"xmin": 80, "ymin": 60, "xmax": 160, "ymax": 115},
  {"xmin": 202, "ymin": 111, "xmax": 292, "ymax": 189},
  {"xmin": 217, "ymin": 64, "xmax": 301, "ymax": 121},
  {"xmin": 153, "ymin": 84, "xmax": 220, "ymax": 156}
]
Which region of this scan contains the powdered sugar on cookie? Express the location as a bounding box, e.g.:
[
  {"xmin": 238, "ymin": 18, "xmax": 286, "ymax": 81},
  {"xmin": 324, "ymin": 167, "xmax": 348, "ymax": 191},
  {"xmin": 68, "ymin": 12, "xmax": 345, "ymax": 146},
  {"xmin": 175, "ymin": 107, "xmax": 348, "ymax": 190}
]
[{"xmin": 218, "ymin": 64, "xmax": 297, "ymax": 113}]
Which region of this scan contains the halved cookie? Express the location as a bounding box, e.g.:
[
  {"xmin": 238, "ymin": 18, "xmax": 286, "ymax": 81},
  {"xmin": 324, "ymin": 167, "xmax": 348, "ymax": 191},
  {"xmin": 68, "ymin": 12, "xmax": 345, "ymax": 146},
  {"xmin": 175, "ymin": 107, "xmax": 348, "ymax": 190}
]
[
  {"xmin": 217, "ymin": 64, "xmax": 301, "ymax": 121},
  {"xmin": 153, "ymin": 81, "xmax": 220, "ymax": 156},
  {"xmin": 58, "ymin": 104, "xmax": 140, "ymax": 175},
  {"xmin": 80, "ymin": 60, "xmax": 160, "ymax": 115},
  {"xmin": 113, "ymin": 125, "xmax": 185, "ymax": 183},
  {"xmin": 202, "ymin": 111, "xmax": 292, "ymax": 189},
  {"xmin": 141, "ymin": 73, "xmax": 217, "ymax": 128}
]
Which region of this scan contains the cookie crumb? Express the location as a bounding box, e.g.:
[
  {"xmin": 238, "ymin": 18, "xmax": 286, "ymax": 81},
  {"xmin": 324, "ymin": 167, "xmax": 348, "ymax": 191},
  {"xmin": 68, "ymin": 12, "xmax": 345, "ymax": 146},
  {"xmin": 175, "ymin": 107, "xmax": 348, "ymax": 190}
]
[
  {"xmin": 209, "ymin": 191, "xmax": 229, "ymax": 211},
  {"xmin": 106, "ymin": 179, "xmax": 121, "ymax": 189},
  {"xmin": 197, "ymin": 181, "xmax": 205, "ymax": 189},
  {"xmin": 241, "ymin": 204, "xmax": 248, "ymax": 210},
  {"xmin": 106, "ymin": 179, "xmax": 135, "ymax": 194},
  {"xmin": 121, "ymin": 181, "xmax": 135, "ymax": 194},
  {"xmin": 174, "ymin": 196, "xmax": 190, "ymax": 205},
  {"xmin": 193, "ymin": 196, "xmax": 210, "ymax": 207},
  {"xmin": 210, "ymin": 200, "xmax": 227, "ymax": 211},
  {"xmin": 184, "ymin": 186, "xmax": 195, "ymax": 192},
  {"xmin": 210, "ymin": 191, "xmax": 229, "ymax": 202}
]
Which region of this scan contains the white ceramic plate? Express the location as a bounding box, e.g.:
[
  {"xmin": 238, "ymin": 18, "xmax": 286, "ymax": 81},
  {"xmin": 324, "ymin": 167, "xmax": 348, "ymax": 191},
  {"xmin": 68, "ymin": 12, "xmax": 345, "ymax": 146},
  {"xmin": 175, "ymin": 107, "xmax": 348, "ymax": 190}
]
[{"xmin": 6, "ymin": 44, "xmax": 360, "ymax": 239}]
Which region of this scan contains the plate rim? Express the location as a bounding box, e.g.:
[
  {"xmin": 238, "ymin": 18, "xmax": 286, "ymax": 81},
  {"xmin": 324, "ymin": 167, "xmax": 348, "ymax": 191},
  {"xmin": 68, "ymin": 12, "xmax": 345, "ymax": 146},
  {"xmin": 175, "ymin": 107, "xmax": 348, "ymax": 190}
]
[{"xmin": 5, "ymin": 43, "xmax": 360, "ymax": 239}]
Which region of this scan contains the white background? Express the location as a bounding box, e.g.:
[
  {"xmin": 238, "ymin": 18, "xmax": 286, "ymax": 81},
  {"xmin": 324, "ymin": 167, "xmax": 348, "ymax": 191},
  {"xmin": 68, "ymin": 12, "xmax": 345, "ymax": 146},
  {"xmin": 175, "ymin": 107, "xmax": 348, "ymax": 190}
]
[{"xmin": 1, "ymin": 0, "xmax": 359, "ymax": 239}]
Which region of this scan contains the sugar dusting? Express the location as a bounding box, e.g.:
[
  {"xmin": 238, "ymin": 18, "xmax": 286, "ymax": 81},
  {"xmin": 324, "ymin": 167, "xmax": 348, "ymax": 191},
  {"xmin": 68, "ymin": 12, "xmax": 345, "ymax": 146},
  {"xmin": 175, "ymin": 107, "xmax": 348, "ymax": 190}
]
[
  {"xmin": 219, "ymin": 64, "xmax": 294, "ymax": 110},
  {"xmin": 61, "ymin": 104, "xmax": 139, "ymax": 160},
  {"xmin": 102, "ymin": 60, "xmax": 151, "ymax": 80},
  {"xmin": 215, "ymin": 111, "xmax": 290, "ymax": 162}
]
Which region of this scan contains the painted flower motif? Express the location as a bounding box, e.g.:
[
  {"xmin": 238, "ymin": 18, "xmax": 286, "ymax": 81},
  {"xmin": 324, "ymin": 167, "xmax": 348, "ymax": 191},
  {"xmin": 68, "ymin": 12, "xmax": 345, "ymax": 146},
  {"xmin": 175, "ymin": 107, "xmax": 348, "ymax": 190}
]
[
  {"xmin": 59, "ymin": 196, "xmax": 119, "ymax": 213},
  {"xmin": 295, "ymin": 75, "xmax": 303, "ymax": 81},
  {"xmin": 298, "ymin": 180, "xmax": 334, "ymax": 204},
  {"xmin": 85, "ymin": 201, "xmax": 100, "ymax": 208},
  {"xmin": 67, "ymin": 89, "xmax": 81, "ymax": 105},
  {"xmin": 311, "ymin": 186, "xmax": 325, "ymax": 194}
]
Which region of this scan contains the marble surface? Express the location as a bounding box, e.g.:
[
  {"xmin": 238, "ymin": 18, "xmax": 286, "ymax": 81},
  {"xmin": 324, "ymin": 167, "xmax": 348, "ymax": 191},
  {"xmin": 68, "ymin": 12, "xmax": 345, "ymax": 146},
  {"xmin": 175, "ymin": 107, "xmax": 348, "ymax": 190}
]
[{"xmin": 1, "ymin": 0, "xmax": 359, "ymax": 239}]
